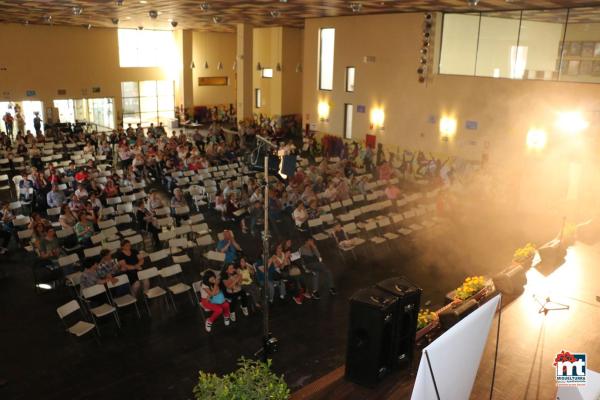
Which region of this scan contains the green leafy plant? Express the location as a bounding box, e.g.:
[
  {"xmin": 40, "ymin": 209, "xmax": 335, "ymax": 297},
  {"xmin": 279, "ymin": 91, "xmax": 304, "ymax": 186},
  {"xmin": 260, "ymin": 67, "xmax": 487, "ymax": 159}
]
[
  {"xmin": 193, "ymin": 358, "xmax": 290, "ymax": 400},
  {"xmin": 513, "ymin": 243, "xmax": 536, "ymax": 262}
]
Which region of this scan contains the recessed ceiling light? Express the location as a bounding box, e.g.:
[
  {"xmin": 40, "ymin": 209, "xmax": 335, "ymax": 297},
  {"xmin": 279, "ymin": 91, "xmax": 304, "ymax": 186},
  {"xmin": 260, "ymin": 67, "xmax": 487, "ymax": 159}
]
[
  {"xmin": 72, "ymin": 6, "xmax": 83, "ymax": 16},
  {"xmin": 139, "ymin": 0, "xmax": 147, "ymax": 3}
]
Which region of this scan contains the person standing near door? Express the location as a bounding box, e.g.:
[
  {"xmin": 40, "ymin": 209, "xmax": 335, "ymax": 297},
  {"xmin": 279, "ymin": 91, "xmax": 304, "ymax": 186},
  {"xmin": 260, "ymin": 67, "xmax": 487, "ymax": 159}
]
[
  {"xmin": 2, "ymin": 112, "xmax": 13, "ymax": 138},
  {"xmin": 15, "ymin": 110, "xmax": 25, "ymax": 134},
  {"xmin": 33, "ymin": 112, "xmax": 42, "ymax": 135}
]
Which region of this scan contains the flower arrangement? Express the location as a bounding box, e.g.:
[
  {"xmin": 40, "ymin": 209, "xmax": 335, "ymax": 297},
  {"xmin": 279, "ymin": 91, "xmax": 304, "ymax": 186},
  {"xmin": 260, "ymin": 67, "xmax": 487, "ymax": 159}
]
[
  {"xmin": 513, "ymin": 243, "xmax": 536, "ymax": 263},
  {"xmin": 417, "ymin": 309, "xmax": 437, "ymax": 330},
  {"xmin": 455, "ymin": 276, "xmax": 486, "ymax": 301}
]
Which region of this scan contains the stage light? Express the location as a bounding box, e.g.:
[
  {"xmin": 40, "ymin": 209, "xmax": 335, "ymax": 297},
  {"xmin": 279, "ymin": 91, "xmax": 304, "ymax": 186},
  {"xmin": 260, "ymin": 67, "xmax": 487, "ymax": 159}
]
[
  {"xmin": 318, "ymin": 101, "xmax": 330, "ymax": 121},
  {"xmin": 526, "ymin": 128, "xmax": 547, "ymax": 151},
  {"xmin": 556, "ymin": 111, "xmax": 588, "ymax": 134},
  {"xmin": 439, "ymin": 116, "xmax": 457, "ymax": 137},
  {"xmin": 370, "ymin": 107, "xmax": 385, "ymax": 130}
]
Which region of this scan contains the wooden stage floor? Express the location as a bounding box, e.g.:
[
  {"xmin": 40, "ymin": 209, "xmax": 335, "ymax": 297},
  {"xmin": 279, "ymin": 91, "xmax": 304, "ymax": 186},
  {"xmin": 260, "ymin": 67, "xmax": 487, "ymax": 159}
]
[{"xmin": 293, "ymin": 242, "xmax": 600, "ymax": 400}]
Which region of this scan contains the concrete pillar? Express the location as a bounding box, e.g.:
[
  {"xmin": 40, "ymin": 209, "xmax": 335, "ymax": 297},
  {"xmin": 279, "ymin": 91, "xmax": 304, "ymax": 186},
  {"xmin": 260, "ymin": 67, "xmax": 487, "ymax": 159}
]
[{"xmin": 236, "ymin": 23, "xmax": 253, "ymax": 126}]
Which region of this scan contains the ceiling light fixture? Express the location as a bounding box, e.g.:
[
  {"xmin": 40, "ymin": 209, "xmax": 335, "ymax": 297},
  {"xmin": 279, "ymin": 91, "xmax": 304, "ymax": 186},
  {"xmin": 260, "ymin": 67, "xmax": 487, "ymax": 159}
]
[
  {"xmin": 467, "ymin": 0, "xmax": 480, "ymax": 6},
  {"xmin": 111, "ymin": 17, "xmax": 119, "ymax": 25},
  {"xmin": 138, "ymin": 26, "xmax": 144, "ymax": 30},
  {"xmin": 24, "ymin": 20, "xmax": 30, "ymax": 25},
  {"xmin": 116, "ymin": 0, "xmax": 124, "ymax": 5},
  {"xmin": 86, "ymin": 24, "xmax": 92, "ymax": 30},
  {"xmin": 200, "ymin": 2, "xmax": 210, "ymax": 11},
  {"xmin": 43, "ymin": 15, "xmax": 53, "ymax": 24},
  {"xmin": 212, "ymin": 16, "xmax": 222, "ymax": 24},
  {"xmin": 270, "ymin": 10, "xmax": 281, "ymax": 18},
  {"xmin": 72, "ymin": 6, "xmax": 83, "ymax": 16},
  {"xmin": 139, "ymin": 0, "xmax": 147, "ymax": 4},
  {"xmin": 149, "ymin": 10, "xmax": 158, "ymax": 19},
  {"xmin": 170, "ymin": 21, "xmax": 178, "ymax": 28},
  {"xmin": 350, "ymin": 2, "xmax": 362, "ymax": 13}
]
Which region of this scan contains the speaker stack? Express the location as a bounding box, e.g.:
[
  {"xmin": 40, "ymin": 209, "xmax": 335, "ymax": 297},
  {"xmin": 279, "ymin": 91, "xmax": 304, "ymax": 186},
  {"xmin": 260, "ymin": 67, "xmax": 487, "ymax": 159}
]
[
  {"xmin": 493, "ymin": 264, "xmax": 527, "ymax": 296},
  {"xmin": 345, "ymin": 277, "xmax": 421, "ymax": 387}
]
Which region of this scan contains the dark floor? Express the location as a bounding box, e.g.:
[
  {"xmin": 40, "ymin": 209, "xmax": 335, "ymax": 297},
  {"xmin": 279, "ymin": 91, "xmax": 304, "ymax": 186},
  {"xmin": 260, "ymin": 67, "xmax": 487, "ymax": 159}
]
[{"xmin": 0, "ymin": 199, "xmax": 563, "ymax": 400}]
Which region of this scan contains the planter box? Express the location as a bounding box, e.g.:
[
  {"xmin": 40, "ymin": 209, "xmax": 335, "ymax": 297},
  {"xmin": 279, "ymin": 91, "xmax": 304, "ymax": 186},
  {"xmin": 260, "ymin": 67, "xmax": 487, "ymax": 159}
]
[
  {"xmin": 416, "ymin": 318, "xmax": 439, "ymax": 342},
  {"xmin": 445, "ymin": 278, "xmax": 493, "ymax": 305}
]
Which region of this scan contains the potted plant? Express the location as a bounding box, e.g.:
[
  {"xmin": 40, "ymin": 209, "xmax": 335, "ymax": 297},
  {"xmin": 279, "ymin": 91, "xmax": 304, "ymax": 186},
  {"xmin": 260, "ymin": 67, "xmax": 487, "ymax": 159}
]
[
  {"xmin": 454, "ymin": 275, "xmax": 487, "ymax": 301},
  {"xmin": 513, "ymin": 243, "xmax": 536, "ymax": 268},
  {"xmin": 416, "ymin": 308, "xmax": 439, "ymax": 340},
  {"xmin": 193, "ymin": 358, "xmax": 290, "ymax": 400}
]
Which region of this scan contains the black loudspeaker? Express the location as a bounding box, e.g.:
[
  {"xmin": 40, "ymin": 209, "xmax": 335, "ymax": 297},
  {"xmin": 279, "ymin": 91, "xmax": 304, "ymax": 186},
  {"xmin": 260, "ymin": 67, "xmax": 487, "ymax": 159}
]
[
  {"xmin": 438, "ymin": 299, "xmax": 478, "ymax": 330},
  {"xmin": 280, "ymin": 154, "xmax": 297, "ymax": 178},
  {"xmin": 376, "ymin": 277, "xmax": 422, "ymax": 368},
  {"xmin": 536, "ymin": 241, "xmax": 567, "ymax": 276},
  {"xmin": 345, "ymin": 286, "xmax": 398, "ymax": 387},
  {"xmin": 493, "ymin": 264, "xmax": 527, "ymax": 295}
]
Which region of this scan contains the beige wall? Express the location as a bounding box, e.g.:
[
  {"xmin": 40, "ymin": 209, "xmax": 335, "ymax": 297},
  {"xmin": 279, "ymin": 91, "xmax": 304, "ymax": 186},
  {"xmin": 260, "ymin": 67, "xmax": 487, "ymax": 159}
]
[
  {"xmin": 281, "ymin": 27, "xmax": 304, "ymax": 116},
  {"xmin": 191, "ymin": 31, "xmax": 237, "ymax": 106},
  {"xmin": 253, "ymin": 27, "xmax": 281, "ymax": 116},
  {"xmin": 0, "ymin": 23, "xmax": 172, "ymax": 126},
  {"xmin": 302, "ymin": 13, "xmax": 600, "ymax": 164}
]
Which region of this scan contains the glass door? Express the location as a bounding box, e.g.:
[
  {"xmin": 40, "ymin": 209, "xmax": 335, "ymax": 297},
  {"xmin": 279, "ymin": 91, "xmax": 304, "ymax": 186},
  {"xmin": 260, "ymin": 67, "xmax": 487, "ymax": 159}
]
[
  {"xmin": 53, "ymin": 99, "xmax": 76, "ymax": 124},
  {"xmin": 21, "ymin": 100, "xmax": 44, "ymax": 133}
]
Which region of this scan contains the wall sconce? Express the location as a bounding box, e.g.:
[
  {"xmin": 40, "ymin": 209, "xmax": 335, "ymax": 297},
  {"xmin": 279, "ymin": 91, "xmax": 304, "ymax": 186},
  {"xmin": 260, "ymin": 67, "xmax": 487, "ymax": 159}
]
[
  {"xmin": 295, "ymin": 63, "xmax": 302, "ymax": 73},
  {"xmin": 190, "ymin": 61, "xmax": 196, "ymax": 69},
  {"xmin": 256, "ymin": 62, "xmax": 262, "ymax": 71},
  {"xmin": 439, "ymin": 116, "xmax": 457, "ymax": 137},
  {"xmin": 217, "ymin": 61, "xmax": 223, "ymax": 70},
  {"xmin": 370, "ymin": 107, "xmax": 385, "ymax": 130},
  {"xmin": 526, "ymin": 128, "xmax": 547, "ymax": 151},
  {"xmin": 556, "ymin": 111, "xmax": 588, "ymax": 135},
  {"xmin": 318, "ymin": 101, "xmax": 330, "ymax": 122},
  {"xmin": 276, "ymin": 63, "xmax": 282, "ymax": 72},
  {"xmin": 204, "ymin": 61, "xmax": 209, "ymax": 69}
]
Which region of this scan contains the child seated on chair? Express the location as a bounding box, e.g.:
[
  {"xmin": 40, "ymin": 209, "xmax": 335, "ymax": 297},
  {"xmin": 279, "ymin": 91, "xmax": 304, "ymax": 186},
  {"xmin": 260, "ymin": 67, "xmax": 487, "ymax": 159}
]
[{"xmin": 200, "ymin": 270, "xmax": 231, "ymax": 333}]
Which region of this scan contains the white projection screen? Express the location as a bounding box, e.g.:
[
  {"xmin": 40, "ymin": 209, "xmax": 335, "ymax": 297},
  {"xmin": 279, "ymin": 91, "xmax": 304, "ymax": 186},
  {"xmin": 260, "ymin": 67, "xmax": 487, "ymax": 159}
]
[{"xmin": 411, "ymin": 295, "xmax": 501, "ymax": 400}]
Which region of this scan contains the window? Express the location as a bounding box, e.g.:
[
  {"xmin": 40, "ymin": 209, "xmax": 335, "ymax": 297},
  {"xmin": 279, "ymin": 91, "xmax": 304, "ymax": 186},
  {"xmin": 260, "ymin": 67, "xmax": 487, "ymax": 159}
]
[
  {"xmin": 344, "ymin": 104, "xmax": 353, "ymax": 139},
  {"xmin": 121, "ymin": 80, "xmax": 174, "ymax": 126},
  {"xmin": 318, "ymin": 28, "xmax": 335, "ymax": 90},
  {"xmin": 345, "ymin": 67, "xmax": 355, "ymax": 92},
  {"xmin": 440, "ymin": 9, "xmax": 574, "ymax": 82},
  {"xmin": 53, "ymin": 98, "xmax": 114, "ymax": 129},
  {"xmin": 255, "ymin": 88, "xmax": 262, "ymax": 108},
  {"xmin": 510, "ymin": 46, "xmax": 528, "ymax": 79},
  {"xmin": 262, "ymin": 68, "xmax": 273, "ymax": 78},
  {"xmin": 118, "ymin": 29, "xmax": 176, "ymax": 68}
]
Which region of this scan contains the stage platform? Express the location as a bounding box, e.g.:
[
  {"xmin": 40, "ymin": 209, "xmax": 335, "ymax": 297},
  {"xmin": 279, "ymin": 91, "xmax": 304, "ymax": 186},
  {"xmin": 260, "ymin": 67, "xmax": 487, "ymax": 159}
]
[{"xmin": 293, "ymin": 242, "xmax": 600, "ymax": 400}]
